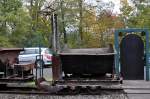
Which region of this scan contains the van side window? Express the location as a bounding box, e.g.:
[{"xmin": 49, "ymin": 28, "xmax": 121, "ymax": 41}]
[
  {"xmin": 35, "ymin": 49, "xmax": 40, "ymax": 54},
  {"xmin": 45, "ymin": 49, "xmax": 52, "ymax": 54},
  {"xmin": 24, "ymin": 49, "xmax": 36, "ymax": 54}
]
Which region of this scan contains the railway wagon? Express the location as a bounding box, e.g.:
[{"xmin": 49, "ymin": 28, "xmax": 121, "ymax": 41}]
[
  {"xmin": 60, "ymin": 48, "xmax": 114, "ymax": 77},
  {"xmin": 52, "ymin": 46, "xmax": 122, "ymax": 92},
  {"xmin": 50, "ymin": 14, "xmax": 121, "ymax": 94},
  {"xmin": 0, "ymin": 48, "xmax": 34, "ymax": 83}
]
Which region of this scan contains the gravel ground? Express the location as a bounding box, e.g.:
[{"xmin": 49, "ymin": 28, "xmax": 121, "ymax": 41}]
[
  {"xmin": 33, "ymin": 67, "xmax": 52, "ymax": 81},
  {"xmin": 0, "ymin": 92, "xmax": 128, "ymax": 99}
]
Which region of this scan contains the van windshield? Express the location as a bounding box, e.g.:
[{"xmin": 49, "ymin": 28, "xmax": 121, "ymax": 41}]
[
  {"xmin": 20, "ymin": 48, "xmax": 52, "ymax": 55},
  {"xmin": 21, "ymin": 49, "xmax": 39, "ymax": 54},
  {"xmin": 44, "ymin": 49, "xmax": 51, "ymax": 54}
]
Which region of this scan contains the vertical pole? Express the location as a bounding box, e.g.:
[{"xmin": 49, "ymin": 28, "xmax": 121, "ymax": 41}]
[
  {"xmin": 41, "ymin": 56, "xmax": 43, "ymax": 77},
  {"xmin": 39, "ymin": 45, "xmax": 42, "ymax": 77},
  {"xmin": 146, "ymin": 30, "xmax": 149, "ymax": 81},
  {"xmin": 51, "ymin": 13, "xmax": 57, "ymax": 52},
  {"xmin": 54, "ymin": 14, "xmax": 58, "ymax": 52},
  {"xmin": 36, "ymin": 62, "xmax": 38, "ymax": 81},
  {"xmin": 114, "ymin": 30, "xmax": 119, "ymax": 75},
  {"xmin": 60, "ymin": 0, "xmax": 67, "ymax": 44},
  {"xmin": 51, "ymin": 13, "xmax": 58, "ymax": 53}
]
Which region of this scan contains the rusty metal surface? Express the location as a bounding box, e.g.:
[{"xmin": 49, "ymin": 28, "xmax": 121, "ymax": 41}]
[
  {"xmin": 59, "ymin": 48, "xmax": 114, "ymax": 55},
  {"xmin": 55, "ymin": 80, "xmax": 122, "ymax": 87},
  {"xmin": 0, "ymin": 48, "xmax": 23, "ymax": 65},
  {"xmin": 0, "ymin": 48, "xmax": 34, "ymax": 83},
  {"xmin": 0, "ymin": 75, "xmax": 34, "ymax": 82},
  {"xmin": 14, "ymin": 62, "xmax": 35, "ymax": 71},
  {"xmin": 52, "ymin": 56, "xmax": 62, "ymax": 81}
]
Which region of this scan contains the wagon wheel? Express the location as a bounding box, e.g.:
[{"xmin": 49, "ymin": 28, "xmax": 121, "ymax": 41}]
[
  {"xmin": 56, "ymin": 87, "xmax": 69, "ymax": 95},
  {"xmin": 87, "ymin": 86, "xmax": 100, "ymax": 94},
  {"xmin": 67, "ymin": 86, "xmax": 81, "ymax": 95},
  {"xmin": 35, "ymin": 77, "xmax": 47, "ymax": 90}
]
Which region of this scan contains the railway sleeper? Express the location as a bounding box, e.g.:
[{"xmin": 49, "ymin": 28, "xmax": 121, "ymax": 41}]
[{"xmin": 54, "ymin": 85, "xmax": 123, "ymax": 95}]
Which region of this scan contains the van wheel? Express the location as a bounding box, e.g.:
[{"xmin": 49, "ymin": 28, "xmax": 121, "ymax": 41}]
[{"xmin": 35, "ymin": 60, "xmax": 44, "ymax": 68}]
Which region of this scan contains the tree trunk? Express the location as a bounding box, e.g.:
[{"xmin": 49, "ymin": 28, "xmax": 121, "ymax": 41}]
[
  {"xmin": 60, "ymin": 0, "xmax": 67, "ymax": 44},
  {"xmin": 79, "ymin": 0, "xmax": 83, "ymax": 41}
]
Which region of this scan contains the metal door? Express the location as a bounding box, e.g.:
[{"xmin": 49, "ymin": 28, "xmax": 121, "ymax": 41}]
[{"xmin": 120, "ymin": 34, "xmax": 144, "ymax": 80}]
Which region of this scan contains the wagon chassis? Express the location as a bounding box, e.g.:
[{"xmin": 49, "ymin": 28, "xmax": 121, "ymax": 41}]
[
  {"xmin": 55, "ymin": 79, "xmax": 122, "ymax": 87},
  {"xmin": 51, "ymin": 75, "xmax": 123, "ymax": 94},
  {"xmin": 0, "ymin": 75, "xmax": 34, "ymax": 83}
]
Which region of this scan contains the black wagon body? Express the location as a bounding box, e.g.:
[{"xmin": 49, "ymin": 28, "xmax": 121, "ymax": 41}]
[{"xmin": 59, "ymin": 48, "xmax": 114, "ymax": 77}]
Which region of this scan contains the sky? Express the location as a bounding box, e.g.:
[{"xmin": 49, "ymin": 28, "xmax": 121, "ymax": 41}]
[
  {"xmin": 104, "ymin": 0, "xmax": 121, "ymax": 13},
  {"xmin": 85, "ymin": 0, "xmax": 121, "ymax": 14},
  {"xmin": 45, "ymin": 0, "xmax": 121, "ymax": 14}
]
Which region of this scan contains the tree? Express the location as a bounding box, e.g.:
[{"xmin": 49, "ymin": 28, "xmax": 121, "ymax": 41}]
[
  {"xmin": 0, "ymin": 0, "xmax": 30, "ymax": 47},
  {"xmin": 22, "ymin": 0, "xmax": 52, "ymax": 47},
  {"xmin": 123, "ymin": 0, "xmax": 150, "ymax": 28},
  {"xmin": 120, "ymin": 0, "xmax": 133, "ymax": 28},
  {"xmin": 55, "ymin": 0, "xmax": 123, "ymax": 48}
]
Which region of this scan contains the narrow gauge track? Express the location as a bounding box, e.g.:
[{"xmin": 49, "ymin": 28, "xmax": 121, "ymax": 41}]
[
  {"xmin": 0, "ymin": 86, "xmax": 124, "ymax": 95},
  {"xmin": 0, "ymin": 86, "xmax": 149, "ymax": 95},
  {"xmin": 0, "ymin": 86, "xmax": 50, "ymax": 95}
]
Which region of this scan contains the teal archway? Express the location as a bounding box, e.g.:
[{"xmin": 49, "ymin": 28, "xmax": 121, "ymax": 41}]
[{"xmin": 114, "ymin": 29, "xmax": 150, "ymax": 81}]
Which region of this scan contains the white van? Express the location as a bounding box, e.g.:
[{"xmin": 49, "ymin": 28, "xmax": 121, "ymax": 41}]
[{"xmin": 18, "ymin": 47, "xmax": 52, "ymax": 67}]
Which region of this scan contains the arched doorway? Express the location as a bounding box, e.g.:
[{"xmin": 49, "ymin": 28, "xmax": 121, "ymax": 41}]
[{"xmin": 120, "ymin": 34, "xmax": 144, "ymax": 80}]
